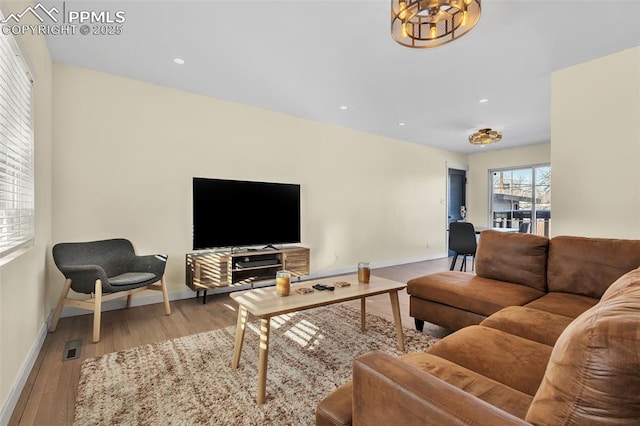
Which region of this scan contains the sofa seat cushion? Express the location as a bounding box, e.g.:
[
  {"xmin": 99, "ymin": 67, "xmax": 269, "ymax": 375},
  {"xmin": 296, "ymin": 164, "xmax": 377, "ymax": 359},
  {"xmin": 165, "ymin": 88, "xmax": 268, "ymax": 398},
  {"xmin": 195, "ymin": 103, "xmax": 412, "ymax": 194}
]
[
  {"xmin": 526, "ymin": 267, "xmax": 640, "ymax": 424},
  {"xmin": 408, "ymin": 272, "xmax": 545, "ymax": 317},
  {"xmin": 425, "ymin": 325, "xmax": 552, "ymax": 396},
  {"xmin": 315, "ymin": 381, "xmax": 353, "ymax": 426},
  {"xmin": 523, "ymin": 292, "xmax": 598, "ymax": 318},
  {"xmin": 401, "ymin": 352, "xmax": 533, "ymax": 419},
  {"xmin": 480, "ymin": 306, "xmax": 574, "ymax": 346}
]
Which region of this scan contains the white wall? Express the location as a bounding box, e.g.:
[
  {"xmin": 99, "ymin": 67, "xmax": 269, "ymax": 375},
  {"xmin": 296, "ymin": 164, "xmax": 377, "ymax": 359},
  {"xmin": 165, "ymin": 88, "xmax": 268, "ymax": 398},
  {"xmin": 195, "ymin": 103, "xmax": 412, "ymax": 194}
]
[
  {"xmin": 0, "ymin": 0, "xmax": 53, "ymax": 420},
  {"xmin": 466, "ymin": 144, "xmax": 551, "ymax": 227},
  {"xmin": 551, "ymin": 47, "xmax": 640, "ymax": 238},
  {"xmin": 52, "ymin": 63, "xmax": 467, "ymax": 296}
]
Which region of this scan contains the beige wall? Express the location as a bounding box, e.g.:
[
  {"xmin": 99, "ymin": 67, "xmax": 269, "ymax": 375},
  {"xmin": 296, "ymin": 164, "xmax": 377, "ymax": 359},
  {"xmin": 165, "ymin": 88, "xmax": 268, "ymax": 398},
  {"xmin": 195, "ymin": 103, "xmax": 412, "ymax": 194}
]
[
  {"xmin": 466, "ymin": 144, "xmax": 551, "ymax": 227},
  {"xmin": 551, "ymin": 47, "xmax": 640, "ymax": 238},
  {"xmin": 0, "ymin": 0, "xmax": 53, "ymax": 417},
  {"xmin": 52, "ymin": 63, "xmax": 466, "ymax": 296}
]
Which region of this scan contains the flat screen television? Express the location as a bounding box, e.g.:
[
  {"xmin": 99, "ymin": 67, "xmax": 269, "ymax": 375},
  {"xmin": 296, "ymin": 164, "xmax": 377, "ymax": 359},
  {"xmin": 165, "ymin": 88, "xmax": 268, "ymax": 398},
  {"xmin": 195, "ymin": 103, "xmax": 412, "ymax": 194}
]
[{"xmin": 192, "ymin": 177, "xmax": 301, "ymax": 250}]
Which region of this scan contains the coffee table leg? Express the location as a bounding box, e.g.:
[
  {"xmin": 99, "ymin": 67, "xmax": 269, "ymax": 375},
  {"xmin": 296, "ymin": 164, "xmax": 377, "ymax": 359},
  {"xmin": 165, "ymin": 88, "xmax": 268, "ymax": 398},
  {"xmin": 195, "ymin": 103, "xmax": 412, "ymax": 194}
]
[
  {"xmin": 257, "ymin": 317, "xmax": 271, "ymax": 404},
  {"xmin": 389, "ymin": 290, "xmax": 405, "ymax": 351},
  {"xmin": 360, "ymin": 297, "xmax": 367, "ymax": 331},
  {"xmin": 231, "ymin": 305, "xmax": 248, "ymax": 369}
]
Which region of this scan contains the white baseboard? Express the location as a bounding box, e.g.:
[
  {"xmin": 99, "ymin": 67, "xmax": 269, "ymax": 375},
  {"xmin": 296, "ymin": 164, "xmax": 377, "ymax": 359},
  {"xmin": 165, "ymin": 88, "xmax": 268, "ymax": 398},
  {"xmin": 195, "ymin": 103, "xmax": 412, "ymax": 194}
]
[
  {"xmin": 0, "ymin": 310, "xmax": 52, "ymax": 426},
  {"xmin": 0, "ymin": 253, "xmax": 445, "ymax": 423}
]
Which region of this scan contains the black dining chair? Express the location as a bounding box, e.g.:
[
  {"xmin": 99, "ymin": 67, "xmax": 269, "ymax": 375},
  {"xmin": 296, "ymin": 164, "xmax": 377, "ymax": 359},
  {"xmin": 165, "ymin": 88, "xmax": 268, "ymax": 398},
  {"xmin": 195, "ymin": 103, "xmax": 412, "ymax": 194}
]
[
  {"xmin": 49, "ymin": 238, "xmax": 171, "ymax": 343},
  {"xmin": 449, "ymin": 222, "xmax": 478, "ymax": 272},
  {"xmin": 519, "ymin": 222, "xmax": 531, "ymax": 233}
]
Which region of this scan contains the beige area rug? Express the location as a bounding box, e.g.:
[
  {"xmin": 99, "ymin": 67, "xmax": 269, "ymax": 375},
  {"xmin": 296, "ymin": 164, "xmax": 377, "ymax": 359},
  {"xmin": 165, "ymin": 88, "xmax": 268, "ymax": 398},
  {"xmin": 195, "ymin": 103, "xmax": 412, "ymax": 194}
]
[{"xmin": 74, "ymin": 303, "xmax": 439, "ymax": 425}]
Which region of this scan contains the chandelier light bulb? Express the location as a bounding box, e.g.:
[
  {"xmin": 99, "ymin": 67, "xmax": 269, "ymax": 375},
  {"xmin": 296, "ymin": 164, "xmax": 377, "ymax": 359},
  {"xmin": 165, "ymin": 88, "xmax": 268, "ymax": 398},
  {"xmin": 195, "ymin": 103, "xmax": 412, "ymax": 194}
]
[
  {"xmin": 398, "ymin": 0, "xmax": 408, "ymax": 19},
  {"xmin": 429, "ymin": 24, "xmax": 437, "ymax": 39}
]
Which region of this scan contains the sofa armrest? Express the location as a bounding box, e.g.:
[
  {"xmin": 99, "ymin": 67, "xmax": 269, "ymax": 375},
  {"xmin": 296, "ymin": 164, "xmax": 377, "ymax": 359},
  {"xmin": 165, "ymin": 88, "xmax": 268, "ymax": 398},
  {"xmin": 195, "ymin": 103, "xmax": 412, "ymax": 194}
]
[{"xmin": 352, "ymin": 351, "xmax": 529, "ymax": 426}]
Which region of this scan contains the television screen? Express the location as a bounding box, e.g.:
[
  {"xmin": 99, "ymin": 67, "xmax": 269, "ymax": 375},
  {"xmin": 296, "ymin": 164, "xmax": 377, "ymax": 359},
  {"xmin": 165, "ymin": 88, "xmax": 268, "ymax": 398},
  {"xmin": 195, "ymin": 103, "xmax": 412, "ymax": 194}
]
[{"xmin": 192, "ymin": 177, "xmax": 301, "ymax": 250}]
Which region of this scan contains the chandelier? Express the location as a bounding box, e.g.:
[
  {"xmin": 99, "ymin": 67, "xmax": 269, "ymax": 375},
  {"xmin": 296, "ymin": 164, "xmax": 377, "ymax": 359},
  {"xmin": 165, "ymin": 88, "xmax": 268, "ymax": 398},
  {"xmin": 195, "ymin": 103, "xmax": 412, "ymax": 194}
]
[
  {"xmin": 469, "ymin": 128, "xmax": 502, "ymax": 145},
  {"xmin": 391, "ymin": 0, "xmax": 481, "ymax": 48}
]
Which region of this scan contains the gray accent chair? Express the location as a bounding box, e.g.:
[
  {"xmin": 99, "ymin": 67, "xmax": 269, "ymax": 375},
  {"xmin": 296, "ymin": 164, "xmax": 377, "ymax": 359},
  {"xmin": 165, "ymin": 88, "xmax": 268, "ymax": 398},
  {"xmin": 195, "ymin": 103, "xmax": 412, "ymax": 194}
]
[{"xmin": 49, "ymin": 238, "xmax": 171, "ymax": 343}]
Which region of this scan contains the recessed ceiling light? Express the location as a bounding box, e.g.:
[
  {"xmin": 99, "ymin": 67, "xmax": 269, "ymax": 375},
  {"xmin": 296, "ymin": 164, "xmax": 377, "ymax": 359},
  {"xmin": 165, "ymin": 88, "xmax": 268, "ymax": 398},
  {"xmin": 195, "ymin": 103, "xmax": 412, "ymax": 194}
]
[
  {"xmin": 340, "ymin": 105, "xmax": 349, "ymax": 110},
  {"xmin": 173, "ymin": 58, "xmax": 185, "ymax": 65},
  {"xmin": 398, "ymin": 122, "xmax": 406, "ymax": 126},
  {"xmin": 478, "ymin": 98, "xmax": 489, "ymax": 103}
]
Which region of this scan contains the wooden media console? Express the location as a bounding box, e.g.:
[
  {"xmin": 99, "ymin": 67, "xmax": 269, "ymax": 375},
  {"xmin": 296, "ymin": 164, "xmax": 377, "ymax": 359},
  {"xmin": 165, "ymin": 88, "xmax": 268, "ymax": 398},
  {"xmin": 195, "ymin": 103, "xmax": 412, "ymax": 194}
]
[{"xmin": 185, "ymin": 246, "xmax": 310, "ymax": 303}]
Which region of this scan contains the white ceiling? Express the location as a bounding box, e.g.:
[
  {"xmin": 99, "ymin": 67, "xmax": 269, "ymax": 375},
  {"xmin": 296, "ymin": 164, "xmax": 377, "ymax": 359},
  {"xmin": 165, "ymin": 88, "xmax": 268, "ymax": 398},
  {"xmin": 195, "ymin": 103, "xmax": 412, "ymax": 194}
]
[{"xmin": 42, "ymin": 0, "xmax": 640, "ymax": 154}]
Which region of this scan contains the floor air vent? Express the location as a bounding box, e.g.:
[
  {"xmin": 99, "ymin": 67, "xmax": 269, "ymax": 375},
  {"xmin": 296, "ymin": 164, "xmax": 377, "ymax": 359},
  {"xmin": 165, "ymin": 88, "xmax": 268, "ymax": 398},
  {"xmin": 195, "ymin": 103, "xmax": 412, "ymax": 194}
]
[{"xmin": 63, "ymin": 339, "xmax": 82, "ymax": 361}]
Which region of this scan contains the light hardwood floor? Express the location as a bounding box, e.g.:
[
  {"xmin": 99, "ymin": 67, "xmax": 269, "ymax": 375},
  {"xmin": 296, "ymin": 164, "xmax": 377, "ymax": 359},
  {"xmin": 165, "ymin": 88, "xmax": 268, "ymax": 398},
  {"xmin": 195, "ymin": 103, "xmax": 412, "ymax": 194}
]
[{"xmin": 9, "ymin": 257, "xmax": 452, "ymax": 425}]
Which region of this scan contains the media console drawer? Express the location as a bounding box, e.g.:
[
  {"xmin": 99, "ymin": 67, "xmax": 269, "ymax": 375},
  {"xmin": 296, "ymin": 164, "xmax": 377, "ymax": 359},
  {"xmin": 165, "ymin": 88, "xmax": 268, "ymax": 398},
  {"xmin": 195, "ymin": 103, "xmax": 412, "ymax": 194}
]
[{"xmin": 185, "ymin": 246, "xmax": 310, "ymax": 292}]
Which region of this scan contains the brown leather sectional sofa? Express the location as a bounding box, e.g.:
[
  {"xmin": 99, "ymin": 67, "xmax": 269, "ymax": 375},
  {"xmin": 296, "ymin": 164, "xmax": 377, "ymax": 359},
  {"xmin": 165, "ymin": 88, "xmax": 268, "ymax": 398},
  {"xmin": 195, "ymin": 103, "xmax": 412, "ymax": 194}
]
[{"xmin": 316, "ymin": 231, "xmax": 640, "ymax": 425}]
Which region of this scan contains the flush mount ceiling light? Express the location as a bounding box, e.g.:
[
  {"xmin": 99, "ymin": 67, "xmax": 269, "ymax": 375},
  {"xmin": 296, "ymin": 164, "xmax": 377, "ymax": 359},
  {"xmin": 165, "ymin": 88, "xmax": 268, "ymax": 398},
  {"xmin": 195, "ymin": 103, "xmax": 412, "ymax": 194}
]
[
  {"xmin": 391, "ymin": 0, "xmax": 481, "ymax": 48},
  {"xmin": 469, "ymin": 128, "xmax": 502, "ymax": 145}
]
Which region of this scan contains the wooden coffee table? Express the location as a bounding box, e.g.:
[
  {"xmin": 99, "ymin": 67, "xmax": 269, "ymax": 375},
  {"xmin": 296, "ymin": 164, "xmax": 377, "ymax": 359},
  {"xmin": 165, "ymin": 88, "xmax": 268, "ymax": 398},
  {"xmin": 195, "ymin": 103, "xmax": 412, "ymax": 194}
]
[{"xmin": 230, "ymin": 274, "xmax": 407, "ymax": 404}]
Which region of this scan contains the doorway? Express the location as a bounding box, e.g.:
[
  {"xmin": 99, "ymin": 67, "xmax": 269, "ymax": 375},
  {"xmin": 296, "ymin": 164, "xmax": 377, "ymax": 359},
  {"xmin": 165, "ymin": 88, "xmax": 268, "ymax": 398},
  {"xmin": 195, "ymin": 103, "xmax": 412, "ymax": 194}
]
[{"xmin": 448, "ymin": 168, "xmax": 466, "ymax": 255}]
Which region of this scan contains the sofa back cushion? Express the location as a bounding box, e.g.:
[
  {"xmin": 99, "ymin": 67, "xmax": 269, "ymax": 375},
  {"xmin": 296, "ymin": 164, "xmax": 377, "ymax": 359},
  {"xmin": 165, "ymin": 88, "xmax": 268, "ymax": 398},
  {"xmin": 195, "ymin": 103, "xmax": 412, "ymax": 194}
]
[
  {"xmin": 547, "ymin": 236, "xmax": 640, "ymax": 298},
  {"xmin": 526, "ymin": 268, "xmax": 640, "ymax": 424},
  {"xmin": 475, "ymin": 231, "xmax": 549, "ymax": 292}
]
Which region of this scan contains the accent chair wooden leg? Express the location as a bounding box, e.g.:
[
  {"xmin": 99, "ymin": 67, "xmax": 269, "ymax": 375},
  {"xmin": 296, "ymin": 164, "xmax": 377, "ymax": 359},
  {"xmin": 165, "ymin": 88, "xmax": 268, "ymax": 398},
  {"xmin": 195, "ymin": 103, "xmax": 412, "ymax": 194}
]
[
  {"xmin": 49, "ymin": 279, "xmax": 72, "ymax": 333},
  {"xmin": 160, "ymin": 276, "xmax": 171, "ymax": 315},
  {"xmin": 126, "ymin": 294, "xmax": 133, "ymax": 309},
  {"xmin": 92, "ymin": 280, "xmax": 103, "ymax": 343}
]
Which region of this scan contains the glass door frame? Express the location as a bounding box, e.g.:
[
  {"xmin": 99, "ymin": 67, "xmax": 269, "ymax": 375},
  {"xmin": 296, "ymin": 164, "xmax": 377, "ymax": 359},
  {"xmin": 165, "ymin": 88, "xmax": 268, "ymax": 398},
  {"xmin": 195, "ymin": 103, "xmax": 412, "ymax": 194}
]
[{"xmin": 487, "ymin": 163, "xmax": 551, "ymax": 236}]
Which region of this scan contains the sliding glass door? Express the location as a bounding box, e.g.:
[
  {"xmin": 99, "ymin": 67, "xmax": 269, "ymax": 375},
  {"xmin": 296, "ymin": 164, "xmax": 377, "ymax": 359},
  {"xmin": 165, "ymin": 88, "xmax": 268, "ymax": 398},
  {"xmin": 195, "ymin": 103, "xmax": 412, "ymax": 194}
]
[{"xmin": 490, "ymin": 165, "xmax": 551, "ymax": 236}]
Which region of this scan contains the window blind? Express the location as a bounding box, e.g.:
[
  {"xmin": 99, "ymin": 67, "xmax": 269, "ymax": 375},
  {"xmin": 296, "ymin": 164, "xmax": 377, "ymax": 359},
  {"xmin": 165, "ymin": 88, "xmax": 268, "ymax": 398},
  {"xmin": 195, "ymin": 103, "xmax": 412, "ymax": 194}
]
[{"xmin": 0, "ymin": 25, "xmax": 34, "ymax": 257}]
